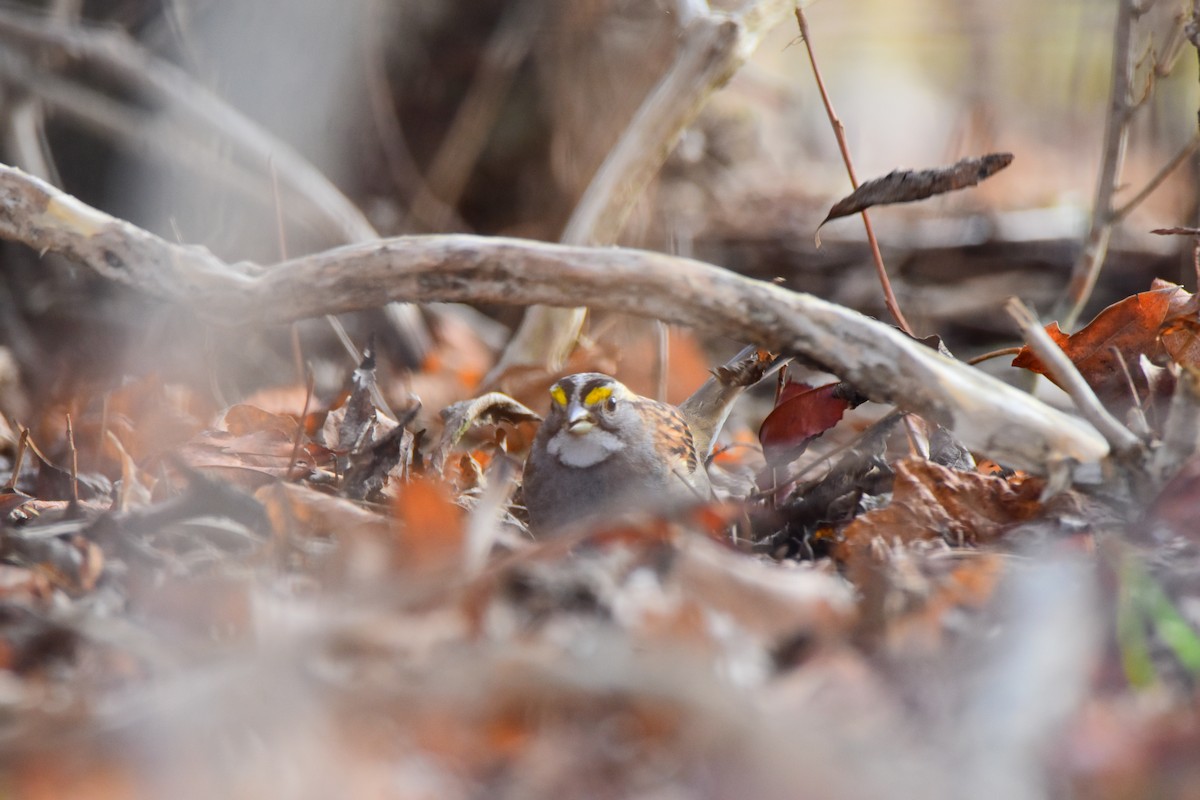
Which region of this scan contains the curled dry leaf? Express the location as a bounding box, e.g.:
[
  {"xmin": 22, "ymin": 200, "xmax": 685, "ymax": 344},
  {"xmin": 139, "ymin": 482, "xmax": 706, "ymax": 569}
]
[
  {"xmin": 342, "ymin": 418, "xmax": 417, "ymax": 502},
  {"xmin": 819, "ymin": 152, "xmax": 1013, "ymax": 229},
  {"xmin": 837, "ymin": 458, "xmax": 1048, "ymax": 557},
  {"xmin": 431, "ymin": 392, "xmax": 541, "ymax": 473},
  {"xmin": 323, "ymin": 348, "xmax": 386, "ymax": 455},
  {"xmin": 0, "ymin": 489, "xmax": 33, "ymax": 520},
  {"xmin": 1151, "ymin": 227, "xmax": 1200, "ymax": 236}
]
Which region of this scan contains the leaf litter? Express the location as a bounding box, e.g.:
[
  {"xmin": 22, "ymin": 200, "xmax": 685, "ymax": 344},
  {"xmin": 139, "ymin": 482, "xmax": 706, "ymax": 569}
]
[{"xmin": 0, "ymin": 31, "xmax": 1198, "ymax": 800}]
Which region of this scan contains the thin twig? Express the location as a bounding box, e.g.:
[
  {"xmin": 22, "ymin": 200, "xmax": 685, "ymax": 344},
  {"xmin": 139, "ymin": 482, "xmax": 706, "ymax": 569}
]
[
  {"xmin": 1056, "ymin": 0, "xmax": 1140, "ymax": 330},
  {"xmin": 286, "ymin": 369, "xmax": 315, "ymax": 483},
  {"xmin": 795, "ymin": 7, "xmax": 913, "ymax": 337},
  {"xmin": 66, "ymin": 412, "xmax": 78, "ymax": 504},
  {"xmin": 1109, "ymin": 345, "xmax": 1152, "ymax": 438},
  {"xmin": 1111, "ymin": 129, "xmax": 1200, "ymax": 222},
  {"xmin": 1005, "ymin": 297, "xmax": 1142, "ymax": 458},
  {"xmin": 5, "ymin": 427, "xmax": 28, "ymax": 492},
  {"xmin": 967, "ymin": 346, "xmax": 1023, "ymax": 366}
]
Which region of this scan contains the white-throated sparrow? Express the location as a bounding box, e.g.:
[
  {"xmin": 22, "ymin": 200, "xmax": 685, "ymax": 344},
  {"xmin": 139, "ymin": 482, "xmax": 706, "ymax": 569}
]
[
  {"xmin": 522, "ymin": 372, "xmax": 710, "ymax": 533},
  {"xmin": 521, "ymin": 347, "xmax": 781, "ymax": 534}
]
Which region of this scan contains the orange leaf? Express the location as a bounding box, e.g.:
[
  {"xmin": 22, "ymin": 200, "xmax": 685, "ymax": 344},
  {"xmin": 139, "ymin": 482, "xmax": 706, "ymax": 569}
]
[
  {"xmin": 393, "ymin": 476, "xmax": 465, "ymax": 573},
  {"xmin": 1012, "ymin": 285, "xmax": 1185, "ymax": 410}
]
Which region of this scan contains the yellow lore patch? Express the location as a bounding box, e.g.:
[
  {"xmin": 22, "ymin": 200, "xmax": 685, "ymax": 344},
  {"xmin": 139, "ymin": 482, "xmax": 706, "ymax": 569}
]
[
  {"xmin": 583, "ymin": 385, "xmax": 613, "ymax": 407},
  {"xmin": 550, "ymin": 385, "xmax": 568, "ymax": 407}
]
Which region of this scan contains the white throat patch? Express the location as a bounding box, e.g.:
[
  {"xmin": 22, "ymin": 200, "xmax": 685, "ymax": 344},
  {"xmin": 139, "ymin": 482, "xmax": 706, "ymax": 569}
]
[{"xmin": 546, "ymin": 427, "xmax": 625, "ymax": 468}]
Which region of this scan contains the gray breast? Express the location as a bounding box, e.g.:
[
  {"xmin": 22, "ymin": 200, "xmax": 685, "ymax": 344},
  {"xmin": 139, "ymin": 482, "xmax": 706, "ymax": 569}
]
[{"xmin": 524, "ymin": 446, "xmax": 706, "ymax": 534}]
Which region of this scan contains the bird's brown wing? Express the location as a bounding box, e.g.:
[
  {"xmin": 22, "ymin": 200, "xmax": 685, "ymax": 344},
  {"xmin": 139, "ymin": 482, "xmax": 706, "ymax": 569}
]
[{"xmin": 640, "ymin": 399, "xmax": 702, "ymax": 480}]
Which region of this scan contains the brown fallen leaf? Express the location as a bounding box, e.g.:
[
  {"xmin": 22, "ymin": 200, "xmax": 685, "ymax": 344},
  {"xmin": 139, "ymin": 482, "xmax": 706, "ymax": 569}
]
[
  {"xmin": 1011, "ymin": 282, "xmax": 1190, "ymax": 414},
  {"xmin": 178, "ymin": 428, "xmax": 313, "ymax": 488},
  {"xmin": 837, "ymin": 458, "xmax": 1047, "ymax": 557},
  {"xmin": 1158, "ymin": 280, "xmax": 1200, "ymax": 371},
  {"xmin": 1151, "ymin": 227, "xmax": 1200, "ymax": 236},
  {"xmin": 819, "ymin": 152, "xmax": 1013, "ymax": 229}
]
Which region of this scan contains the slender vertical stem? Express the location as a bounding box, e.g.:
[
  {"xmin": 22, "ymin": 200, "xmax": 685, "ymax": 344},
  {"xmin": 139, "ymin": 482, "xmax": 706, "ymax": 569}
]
[
  {"xmin": 66, "ymin": 413, "xmax": 79, "ymax": 504},
  {"xmin": 1056, "ymin": 0, "xmax": 1139, "ymax": 330},
  {"xmin": 794, "ymin": 7, "xmax": 913, "ymax": 337}
]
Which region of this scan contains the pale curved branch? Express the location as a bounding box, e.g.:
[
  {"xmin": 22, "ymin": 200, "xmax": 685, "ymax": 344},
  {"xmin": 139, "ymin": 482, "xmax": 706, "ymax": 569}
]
[{"xmin": 0, "ymin": 163, "xmax": 1108, "ymax": 472}]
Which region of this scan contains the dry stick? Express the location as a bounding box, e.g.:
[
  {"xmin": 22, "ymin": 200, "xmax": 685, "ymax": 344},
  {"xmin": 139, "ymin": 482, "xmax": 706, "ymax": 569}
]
[
  {"xmin": 0, "ymin": 8, "xmax": 430, "ymax": 360},
  {"xmin": 66, "ymin": 413, "xmax": 79, "ymax": 504},
  {"xmin": 1005, "ymin": 298, "xmax": 1141, "ymax": 458},
  {"xmin": 1112, "ymin": 130, "xmax": 1200, "ymax": 223},
  {"xmin": 794, "ymin": 7, "xmax": 913, "ymax": 337},
  {"xmin": 5, "ymin": 427, "xmax": 28, "ymax": 492},
  {"xmin": 1055, "ymin": 0, "xmax": 1140, "ymax": 331},
  {"xmin": 0, "ymin": 164, "xmax": 1108, "ymax": 473},
  {"xmin": 1109, "ymin": 344, "xmax": 1152, "ymax": 438},
  {"xmin": 285, "ymin": 370, "xmax": 316, "ymax": 483},
  {"xmin": 488, "ymin": 0, "xmax": 793, "ymax": 382},
  {"xmin": 967, "ymin": 346, "xmax": 1023, "ymax": 366}
]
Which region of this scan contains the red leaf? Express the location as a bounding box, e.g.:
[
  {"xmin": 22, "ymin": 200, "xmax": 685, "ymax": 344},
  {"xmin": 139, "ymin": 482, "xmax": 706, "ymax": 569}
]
[{"xmin": 758, "ymin": 381, "xmax": 855, "ymax": 466}]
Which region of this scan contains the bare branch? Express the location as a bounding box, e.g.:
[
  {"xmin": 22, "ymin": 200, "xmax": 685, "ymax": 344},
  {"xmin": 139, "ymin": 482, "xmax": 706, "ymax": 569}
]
[
  {"xmin": 0, "ymin": 164, "xmax": 1108, "ymax": 473},
  {"xmin": 1055, "ymin": 0, "xmax": 1140, "ymax": 330}
]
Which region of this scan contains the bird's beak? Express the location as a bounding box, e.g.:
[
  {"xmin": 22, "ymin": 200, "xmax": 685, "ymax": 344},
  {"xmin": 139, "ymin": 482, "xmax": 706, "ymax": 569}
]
[{"xmin": 565, "ymin": 401, "xmax": 595, "ymax": 434}]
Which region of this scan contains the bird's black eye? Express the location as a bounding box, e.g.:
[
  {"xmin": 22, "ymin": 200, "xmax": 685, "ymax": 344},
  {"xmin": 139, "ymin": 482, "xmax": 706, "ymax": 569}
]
[{"xmin": 605, "ymin": 397, "xmax": 617, "ymax": 413}]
